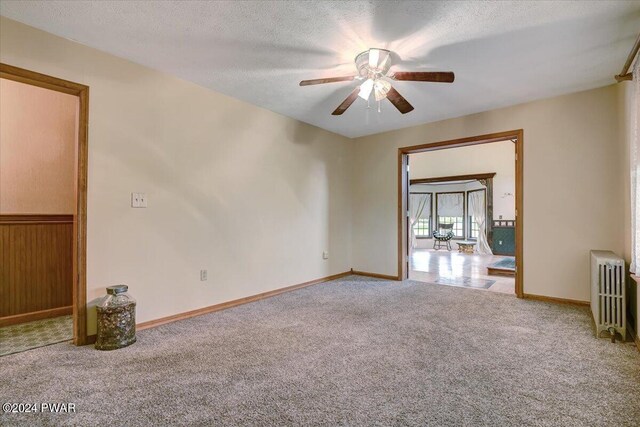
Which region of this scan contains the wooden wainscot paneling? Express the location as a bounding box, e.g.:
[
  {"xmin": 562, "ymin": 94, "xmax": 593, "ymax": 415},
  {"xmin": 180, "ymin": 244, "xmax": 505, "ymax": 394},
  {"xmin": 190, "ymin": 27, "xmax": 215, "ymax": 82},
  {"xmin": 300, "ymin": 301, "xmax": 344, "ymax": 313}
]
[{"xmin": 0, "ymin": 214, "xmax": 74, "ymax": 325}]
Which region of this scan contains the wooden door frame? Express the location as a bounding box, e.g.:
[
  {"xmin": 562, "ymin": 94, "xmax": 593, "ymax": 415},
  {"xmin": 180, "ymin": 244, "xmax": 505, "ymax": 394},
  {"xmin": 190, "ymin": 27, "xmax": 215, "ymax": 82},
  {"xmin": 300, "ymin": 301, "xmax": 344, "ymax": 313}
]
[
  {"xmin": 1, "ymin": 63, "xmax": 89, "ymax": 344},
  {"xmin": 398, "ymin": 130, "xmax": 524, "ymax": 298}
]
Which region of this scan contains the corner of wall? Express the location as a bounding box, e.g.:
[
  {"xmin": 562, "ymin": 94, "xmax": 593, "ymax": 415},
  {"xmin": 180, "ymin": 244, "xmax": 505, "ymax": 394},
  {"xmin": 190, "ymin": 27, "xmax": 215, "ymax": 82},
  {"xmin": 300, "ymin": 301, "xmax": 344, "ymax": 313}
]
[{"xmin": 616, "ymin": 81, "xmax": 633, "ymax": 265}]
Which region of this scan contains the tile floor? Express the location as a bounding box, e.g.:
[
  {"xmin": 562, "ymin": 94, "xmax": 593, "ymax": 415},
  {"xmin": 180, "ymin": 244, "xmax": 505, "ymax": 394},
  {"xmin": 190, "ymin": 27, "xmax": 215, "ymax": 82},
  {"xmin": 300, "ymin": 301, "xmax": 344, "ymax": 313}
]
[
  {"xmin": 0, "ymin": 315, "xmax": 73, "ymax": 357},
  {"xmin": 410, "ymin": 248, "xmax": 515, "ymax": 294}
]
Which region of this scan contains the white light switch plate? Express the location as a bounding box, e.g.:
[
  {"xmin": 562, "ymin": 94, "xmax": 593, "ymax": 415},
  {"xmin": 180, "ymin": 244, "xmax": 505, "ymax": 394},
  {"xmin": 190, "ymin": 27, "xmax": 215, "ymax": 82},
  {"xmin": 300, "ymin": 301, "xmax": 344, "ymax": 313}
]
[
  {"xmin": 323, "ymin": 251, "xmax": 329, "ymax": 260},
  {"xmin": 131, "ymin": 192, "xmax": 147, "ymax": 208},
  {"xmin": 200, "ymin": 270, "xmax": 208, "ymax": 281}
]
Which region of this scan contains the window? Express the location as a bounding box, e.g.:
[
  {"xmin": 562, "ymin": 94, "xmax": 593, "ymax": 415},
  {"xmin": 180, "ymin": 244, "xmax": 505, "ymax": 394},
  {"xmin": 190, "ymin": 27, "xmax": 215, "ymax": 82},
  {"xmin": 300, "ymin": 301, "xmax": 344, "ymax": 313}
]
[
  {"xmin": 438, "ymin": 216, "xmax": 464, "ymax": 238},
  {"xmin": 410, "ymin": 192, "xmax": 432, "ymax": 237},
  {"xmin": 413, "ymin": 218, "xmax": 431, "ymax": 237},
  {"xmin": 469, "ymin": 216, "xmax": 479, "ymax": 240},
  {"xmin": 467, "ymin": 189, "xmax": 486, "ymax": 241},
  {"xmin": 436, "ymin": 192, "xmax": 465, "ymax": 238}
]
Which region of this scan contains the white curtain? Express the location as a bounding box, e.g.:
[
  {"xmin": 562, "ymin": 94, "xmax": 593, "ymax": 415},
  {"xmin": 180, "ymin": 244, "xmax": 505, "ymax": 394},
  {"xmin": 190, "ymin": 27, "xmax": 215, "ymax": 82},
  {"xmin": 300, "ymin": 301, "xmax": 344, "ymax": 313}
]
[
  {"xmin": 631, "ymin": 60, "xmax": 640, "ymax": 273},
  {"xmin": 468, "ymin": 191, "xmax": 493, "ymax": 255},
  {"xmin": 409, "ymin": 193, "xmax": 430, "ymax": 250},
  {"xmin": 437, "ymin": 193, "xmax": 463, "ymax": 217}
]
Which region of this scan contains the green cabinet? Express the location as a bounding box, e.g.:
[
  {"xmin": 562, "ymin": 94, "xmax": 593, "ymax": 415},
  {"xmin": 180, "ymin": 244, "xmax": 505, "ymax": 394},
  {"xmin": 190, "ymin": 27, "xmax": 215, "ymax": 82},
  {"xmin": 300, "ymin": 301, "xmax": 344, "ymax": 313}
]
[{"xmin": 492, "ymin": 226, "xmax": 515, "ymax": 256}]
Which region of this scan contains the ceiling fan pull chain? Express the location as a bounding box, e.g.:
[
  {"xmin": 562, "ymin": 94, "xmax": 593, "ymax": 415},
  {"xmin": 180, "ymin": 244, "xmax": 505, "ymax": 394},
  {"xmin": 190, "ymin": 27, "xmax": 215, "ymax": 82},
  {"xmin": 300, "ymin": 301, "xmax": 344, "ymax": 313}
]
[
  {"xmin": 367, "ymin": 98, "xmax": 370, "ymax": 109},
  {"xmin": 378, "ymin": 100, "xmax": 381, "ymax": 113}
]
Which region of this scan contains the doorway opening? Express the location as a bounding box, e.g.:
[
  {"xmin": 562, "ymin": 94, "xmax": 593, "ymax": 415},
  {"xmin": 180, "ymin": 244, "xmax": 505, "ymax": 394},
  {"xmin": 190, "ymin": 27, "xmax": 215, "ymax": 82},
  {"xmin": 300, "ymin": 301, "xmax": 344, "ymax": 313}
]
[
  {"xmin": 398, "ymin": 130, "xmax": 523, "ymax": 297},
  {"xmin": 0, "ymin": 64, "xmax": 89, "ymax": 353}
]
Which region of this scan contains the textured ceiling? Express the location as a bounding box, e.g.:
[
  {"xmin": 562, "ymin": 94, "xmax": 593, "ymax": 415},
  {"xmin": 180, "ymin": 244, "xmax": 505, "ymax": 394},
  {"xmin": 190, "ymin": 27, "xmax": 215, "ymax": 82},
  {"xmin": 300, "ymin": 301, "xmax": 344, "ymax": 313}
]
[{"xmin": 1, "ymin": 1, "xmax": 639, "ymax": 138}]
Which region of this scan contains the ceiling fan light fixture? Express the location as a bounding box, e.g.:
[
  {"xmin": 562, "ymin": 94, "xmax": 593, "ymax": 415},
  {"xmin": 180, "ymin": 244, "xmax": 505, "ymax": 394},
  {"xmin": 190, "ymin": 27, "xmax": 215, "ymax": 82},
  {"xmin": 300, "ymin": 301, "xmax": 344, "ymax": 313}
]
[
  {"xmin": 358, "ymin": 78, "xmax": 374, "ymax": 100},
  {"xmin": 300, "ymin": 47, "xmax": 454, "ymax": 116},
  {"xmin": 374, "ymin": 79, "xmax": 391, "ymax": 101}
]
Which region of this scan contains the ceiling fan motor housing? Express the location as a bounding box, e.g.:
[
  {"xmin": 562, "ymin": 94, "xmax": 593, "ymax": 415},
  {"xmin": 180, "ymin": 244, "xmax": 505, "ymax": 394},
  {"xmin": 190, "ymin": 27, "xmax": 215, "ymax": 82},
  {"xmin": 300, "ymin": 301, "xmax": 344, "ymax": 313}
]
[{"xmin": 355, "ymin": 48, "xmax": 393, "ymax": 79}]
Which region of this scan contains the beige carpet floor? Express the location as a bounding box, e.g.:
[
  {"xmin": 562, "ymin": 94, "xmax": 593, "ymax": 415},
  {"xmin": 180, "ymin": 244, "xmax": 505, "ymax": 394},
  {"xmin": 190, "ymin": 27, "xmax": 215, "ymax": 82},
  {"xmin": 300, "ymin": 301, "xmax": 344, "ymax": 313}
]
[{"xmin": 0, "ymin": 276, "xmax": 638, "ymax": 426}]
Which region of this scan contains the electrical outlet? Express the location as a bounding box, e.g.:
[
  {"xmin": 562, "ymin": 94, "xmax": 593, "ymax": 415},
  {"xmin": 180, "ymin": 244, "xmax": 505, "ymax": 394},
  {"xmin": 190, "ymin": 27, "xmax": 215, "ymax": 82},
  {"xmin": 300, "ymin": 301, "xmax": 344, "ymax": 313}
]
[
  {"xmin": 323, "ymin": 251, "xmax": 329, "ymax": 260},
  {"xmin": 499, "ymin": 240, "xmax": 503, "ymax": 245},
  {"xmin": 200, "ymin": 269, "xmax": 207, "ymax": 281},
  {"xmin": 131, "ymin": 192, "xmax": 147, "ymax": 208}
]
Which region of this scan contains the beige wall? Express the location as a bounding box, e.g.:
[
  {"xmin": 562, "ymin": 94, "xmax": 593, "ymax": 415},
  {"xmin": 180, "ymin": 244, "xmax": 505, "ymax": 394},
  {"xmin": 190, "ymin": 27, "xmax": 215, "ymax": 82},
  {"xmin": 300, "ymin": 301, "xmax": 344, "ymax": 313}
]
[
  {"xmin": 617, "ymin": 80, "xmax": 638, "ymax": 337},
  {"xmin": 409, "ymin": 140, "xmax": 515, "ymax": 220},
  {"xmin": 0, "ymin": 17, "xmax": 353, "ymax": 334},
  {"xmin": 0, "ymin": 16, "xmax": 633, "ymax": 330},
  {"xmin": 618, "ymin": 81, "xmax": 633, "ymax": 265},
  {"xmin": 0, "ymin": 78, "xmax": 77, "ymax": 214},
  {"xmin": 352, "ymin": 84, "xmax": 625, "ymax": 302}
]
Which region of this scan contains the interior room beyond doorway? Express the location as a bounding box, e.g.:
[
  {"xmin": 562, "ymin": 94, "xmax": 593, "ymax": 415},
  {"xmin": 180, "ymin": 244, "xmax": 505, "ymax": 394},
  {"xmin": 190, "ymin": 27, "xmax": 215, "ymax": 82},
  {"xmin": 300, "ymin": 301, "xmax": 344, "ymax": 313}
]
[
  {"xmin": 406, "ymin": 139, "xmax": 517, "ymax": 295},
  {"xmin": 0, "ymin": 76, "xmax": 78, "ymax": 356}
]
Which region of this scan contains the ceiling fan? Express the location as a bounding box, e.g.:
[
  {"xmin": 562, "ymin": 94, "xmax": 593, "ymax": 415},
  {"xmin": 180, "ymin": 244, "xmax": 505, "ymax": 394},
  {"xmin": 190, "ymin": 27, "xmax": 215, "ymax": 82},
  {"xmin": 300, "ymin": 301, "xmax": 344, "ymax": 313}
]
[{"xmin": 299, "ymin": 48, "xmax": 454, "ymax": 115}]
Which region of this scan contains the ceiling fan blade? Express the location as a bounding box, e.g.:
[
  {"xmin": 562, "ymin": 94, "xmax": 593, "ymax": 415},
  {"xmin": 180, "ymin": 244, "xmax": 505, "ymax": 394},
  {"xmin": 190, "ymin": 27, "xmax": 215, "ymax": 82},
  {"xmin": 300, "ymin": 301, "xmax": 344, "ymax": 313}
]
[
  {"xmin": 299, "ymin": 76, "xmax": 356, "ymax": 86},
  {"xmin": 332, "ymin": 87, "xmax": 360, "ymax": 115},
  {"xmin": 392, "ymin": 71, "xmax": 455, "ymax": 83},
  {"xmin": 386, "ymin": 87, "xmax": 414, "ymax": 114}
]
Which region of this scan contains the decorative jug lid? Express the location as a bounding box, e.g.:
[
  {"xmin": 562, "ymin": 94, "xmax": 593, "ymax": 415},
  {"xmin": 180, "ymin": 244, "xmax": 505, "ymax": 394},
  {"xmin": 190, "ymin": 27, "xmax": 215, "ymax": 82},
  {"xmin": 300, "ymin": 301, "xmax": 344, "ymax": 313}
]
[{"xmin": 106, "ymin": 284, "xmax": 128, "ymax": 295}]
